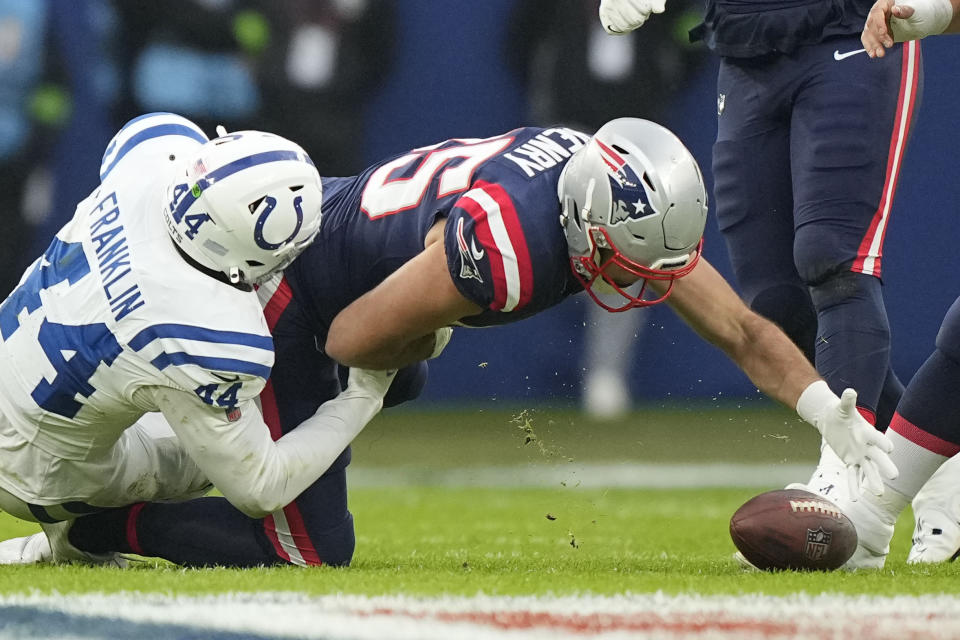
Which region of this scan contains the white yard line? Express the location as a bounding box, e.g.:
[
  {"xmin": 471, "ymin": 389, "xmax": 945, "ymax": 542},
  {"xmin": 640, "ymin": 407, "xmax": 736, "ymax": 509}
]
[
  {"xmin": 348, "ymin": 463, "xmax": 813, "ymax": 488},
  {"xmin": 2, "ymin": 592, "xmax": 959, "ymax": 640}
]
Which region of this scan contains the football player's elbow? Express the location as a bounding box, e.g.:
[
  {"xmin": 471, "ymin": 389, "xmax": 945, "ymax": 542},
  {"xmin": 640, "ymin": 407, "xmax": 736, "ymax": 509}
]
[
  {"xmin": 223, "ymin": 490, "xmax": 283, "ymax": 519},
  {"xmin": 325, "ymin": 321, "xmax": 371, "ymax": 367},
  {"xmin": 323, "ymin": 332, "xmax": 355, "ymax": 366},
  {"xmin": 326, "ymin": 331, "xmax": 398, "ymax": 369},
  {"xmin": 228, "ymin": 497, "xmax": 270, "ymax": 519}
]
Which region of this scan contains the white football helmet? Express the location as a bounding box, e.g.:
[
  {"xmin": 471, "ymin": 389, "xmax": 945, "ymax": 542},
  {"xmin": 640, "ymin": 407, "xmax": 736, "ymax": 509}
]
[
  {"xmin": 559, "ymin": 118, "xmax": 707, "ymax": 311},
  {"xmin": 163, "ymin": 130, "xmax": 323, "ymax": 286}
]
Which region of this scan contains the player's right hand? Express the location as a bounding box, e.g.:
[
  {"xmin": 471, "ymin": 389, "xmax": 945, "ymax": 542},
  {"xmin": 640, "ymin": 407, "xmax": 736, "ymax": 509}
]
[
  {"xmin": 599, "ymin": 0, "xmax": 666, "ymax": 34},
  {"xmin": 798, "ymin": 382, "xmax": 898, "ymax": 501}
]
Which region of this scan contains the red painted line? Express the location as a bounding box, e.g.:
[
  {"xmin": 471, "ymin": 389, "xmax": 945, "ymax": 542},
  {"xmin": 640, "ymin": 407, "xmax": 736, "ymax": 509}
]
[{"xmin": 359, "ymin": 608, "xmax": 807, "ymax": 637}]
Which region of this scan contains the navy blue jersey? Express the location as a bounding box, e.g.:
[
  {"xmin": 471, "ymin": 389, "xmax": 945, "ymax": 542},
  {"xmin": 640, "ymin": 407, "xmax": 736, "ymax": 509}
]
[
  {"xmin": 284, "ymin": 126, "xmax": 591, "ymax": 333},
  {"xmin": 698, "ymin": 0, "xmax": 876, "ymax": 57}
]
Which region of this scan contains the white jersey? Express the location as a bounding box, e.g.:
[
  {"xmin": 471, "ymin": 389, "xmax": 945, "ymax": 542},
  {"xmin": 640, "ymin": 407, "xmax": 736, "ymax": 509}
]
[
  {"xmin": 0, "ymin": 113, "xmax": 391, "ymax": 522},
  {"xmin": 0, "ymin": 113, "xmax": 272, "ymax": 463}
]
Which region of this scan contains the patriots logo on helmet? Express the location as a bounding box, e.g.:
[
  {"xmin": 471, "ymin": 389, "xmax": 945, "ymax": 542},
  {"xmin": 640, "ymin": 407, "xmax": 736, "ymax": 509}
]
[{"xmin": 595, "ymin": 139, "xmax": 655, "ymax": 226}]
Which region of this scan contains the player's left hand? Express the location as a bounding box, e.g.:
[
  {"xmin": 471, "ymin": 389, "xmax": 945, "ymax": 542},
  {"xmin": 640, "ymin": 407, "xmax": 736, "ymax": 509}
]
[
  {"xmin": 797, "ymin": 382, "xmax": 898, "ymax": 500},
  {"xmin": 599, "ymin": 0, "xmax": 666, "ymax": 34}
]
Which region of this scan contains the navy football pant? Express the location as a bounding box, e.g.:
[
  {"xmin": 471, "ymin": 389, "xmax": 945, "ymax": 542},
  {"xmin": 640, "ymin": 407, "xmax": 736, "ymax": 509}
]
[
  {"xmin": 714, "ymin": 35, "xmax": 921, "ymax": 426},
  {"xmin": 887, "ymin": 297, "xmax": 960, "ymax": 456},
  {"xmin": 71, "ymin": 277, "xmax": 427, "ymax": 566}
]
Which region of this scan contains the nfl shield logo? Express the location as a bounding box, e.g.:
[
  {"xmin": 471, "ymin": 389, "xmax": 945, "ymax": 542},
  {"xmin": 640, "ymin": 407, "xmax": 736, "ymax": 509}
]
[{"xmin": 805, "ymin": 527, "xmax": 832, "ymax": 561}]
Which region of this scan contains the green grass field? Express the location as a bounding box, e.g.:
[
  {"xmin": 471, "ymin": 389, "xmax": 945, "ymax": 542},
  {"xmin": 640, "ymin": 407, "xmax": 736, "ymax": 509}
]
[{"xmin": 0, "ymin": 405, "xmax": 957, "ymax": 598}]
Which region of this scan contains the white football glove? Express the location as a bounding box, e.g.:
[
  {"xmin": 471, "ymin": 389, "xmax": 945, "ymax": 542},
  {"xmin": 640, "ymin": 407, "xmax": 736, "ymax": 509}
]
[
  {"xmin": 347, "ymin": 367, "xmax": 398, "ymax": 399},
  {"xmin": 429, "ymin": 326, "xmax": 453, "ymax": 359},
  {"xmin": 796, "ymin": 381, "xmax": 898, "ymax": 500},
  {"xmin": 887, "ymin": 0, "xmax": 954, "ymax": 41},
  {"xmin": 599, "ymin": 0, "xmax": 667, "ymax": 34}
]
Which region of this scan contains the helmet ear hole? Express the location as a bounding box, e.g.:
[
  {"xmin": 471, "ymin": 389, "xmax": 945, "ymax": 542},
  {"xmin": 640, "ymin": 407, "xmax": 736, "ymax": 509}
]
[
  {"xmin": 642, "ymin": 172, "xmax": 656, "ymax": 192},
  {"xmin": 289, "ymin": 185, "xmax": 303, "ymax": 192},
  {"xmin": 569, "ymin": 201, "xmax": 582, "ymax": 231},
  {"xmin": 248, "ymin": 197, "xmax": 266, "ymax": 214}
]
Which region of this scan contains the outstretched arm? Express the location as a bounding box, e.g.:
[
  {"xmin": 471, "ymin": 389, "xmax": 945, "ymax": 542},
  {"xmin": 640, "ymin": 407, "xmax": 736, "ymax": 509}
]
[
  {"xmin": 862, "ymin": 0, "xmax": 960, "ymax": 57},
  {"xmin": 664, "ymin": 258, "xmax": 816, "ymax": 407},
  {"xmin": 662, "ymin": 259, "xmax": 897, "ymax": 494}
]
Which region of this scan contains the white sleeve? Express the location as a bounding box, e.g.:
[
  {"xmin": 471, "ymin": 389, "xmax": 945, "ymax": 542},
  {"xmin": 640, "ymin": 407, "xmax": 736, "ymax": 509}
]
[{"xmin": 145, "ymin": 379, "xmax": 387, "ymax": 518}]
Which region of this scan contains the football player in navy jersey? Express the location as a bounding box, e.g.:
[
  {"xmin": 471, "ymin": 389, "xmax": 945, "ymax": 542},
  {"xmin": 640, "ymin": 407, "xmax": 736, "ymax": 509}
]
[
  {"xmin": 827, "ymin": 0, "xmax": 960, "ymax": 568},
  {"xmin": 0, "ymin": 118, "xmax": 897, "ymax": 568},
  {"xmin": 599, "ymin": 0, "xmax": 929, "ymax": 567}
]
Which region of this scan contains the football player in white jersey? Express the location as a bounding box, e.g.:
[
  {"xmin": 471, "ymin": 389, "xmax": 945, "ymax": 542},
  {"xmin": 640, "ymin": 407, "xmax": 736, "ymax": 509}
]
[{"xmin": 0, "ymin": 113, "xmax": 396, "ymax": 564}]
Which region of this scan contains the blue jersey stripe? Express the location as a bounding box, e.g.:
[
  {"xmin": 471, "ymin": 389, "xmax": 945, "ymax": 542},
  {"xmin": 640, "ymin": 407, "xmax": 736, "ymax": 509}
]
[
  {"xmin": 101, "ymin": 121, "xmax": 207, "ymax": 180},
  {"xmin": 170, "ymin": 149, "xmax": 314, "ymax": 223},
  {"xmin": 129, "ymin": 323, "xmax": 273, "ymax": 352},
  {"xmin": 151, "ymin": 352, "xmax": 271, "ymax": 380}
]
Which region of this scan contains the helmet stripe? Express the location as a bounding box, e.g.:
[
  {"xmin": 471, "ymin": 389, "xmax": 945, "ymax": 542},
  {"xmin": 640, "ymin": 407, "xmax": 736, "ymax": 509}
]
[
  {"xmin": 170, "ymin": 149, "xmax": 314, "ymax": 226},
  {"xmin": 101, "ymin": 122, "xmax": 207, "ymax": 181},
  {"xmin": 595, "ymin": 139, "xmax": 625, "ymax": 175},
  {"xmin": 206, "ymin": 149, "xmax": 315, "ymax": 183}
]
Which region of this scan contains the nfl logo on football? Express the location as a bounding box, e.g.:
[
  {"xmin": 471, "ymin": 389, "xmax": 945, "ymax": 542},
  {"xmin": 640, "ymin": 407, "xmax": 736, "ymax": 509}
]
[{"xmin": 804, "ymin": 527, "xmax": 832, "ymax": 561}]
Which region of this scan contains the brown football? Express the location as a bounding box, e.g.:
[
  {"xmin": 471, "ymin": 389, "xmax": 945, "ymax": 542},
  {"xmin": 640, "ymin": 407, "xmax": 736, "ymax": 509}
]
[{"xmin": 729, "ymin": 488, "xmax": 858, "ymax": 571}]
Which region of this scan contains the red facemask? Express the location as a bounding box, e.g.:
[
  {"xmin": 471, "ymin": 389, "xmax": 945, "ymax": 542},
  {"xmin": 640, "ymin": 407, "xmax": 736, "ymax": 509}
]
[{"xmin": 569, "ymin": 228, "xmax": 703, "ymax": 312}]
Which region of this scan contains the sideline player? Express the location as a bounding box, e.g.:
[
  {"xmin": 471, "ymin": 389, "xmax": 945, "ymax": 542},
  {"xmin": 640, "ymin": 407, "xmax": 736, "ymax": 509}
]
[
  {"xmin": 598, "ymin": 0, "xmax": 922, "ymax": 564},
  {"xmin": 0, "ymin": 118, "xmax": 896, "ymax": 567},
  {"xmin": 833, "ymin": 0, "xmax": 960, "ymax": 567},
  {"xmin": 0, "ymin": 113, "xmax": 398, "ymax": 565}
]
